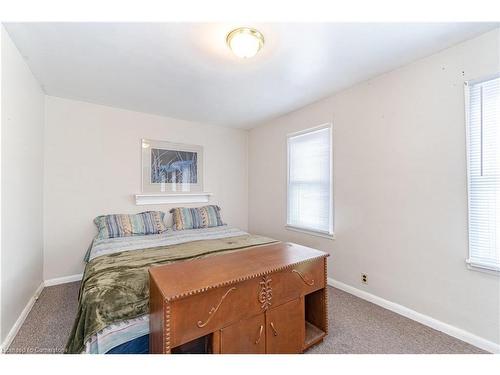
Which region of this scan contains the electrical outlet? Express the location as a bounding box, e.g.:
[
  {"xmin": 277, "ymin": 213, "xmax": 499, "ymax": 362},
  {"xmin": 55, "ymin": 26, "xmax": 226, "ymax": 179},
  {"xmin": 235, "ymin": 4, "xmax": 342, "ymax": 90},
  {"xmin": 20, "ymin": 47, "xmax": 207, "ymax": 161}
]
[{"xmin": 361, "ymin": 273, "xmax": 368, "ymax": 285}]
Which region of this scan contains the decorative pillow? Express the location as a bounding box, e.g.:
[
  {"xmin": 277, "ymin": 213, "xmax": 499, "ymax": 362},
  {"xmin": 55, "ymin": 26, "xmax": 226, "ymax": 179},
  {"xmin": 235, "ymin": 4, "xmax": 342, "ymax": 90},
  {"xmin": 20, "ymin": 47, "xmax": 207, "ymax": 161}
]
[
  {"xmin": 94, "ymin": 211, "xmax": 167, "ymax": 239},
  {"xmin": 170, "ymin": 205, "xmax": 224, "ymax": 231}
]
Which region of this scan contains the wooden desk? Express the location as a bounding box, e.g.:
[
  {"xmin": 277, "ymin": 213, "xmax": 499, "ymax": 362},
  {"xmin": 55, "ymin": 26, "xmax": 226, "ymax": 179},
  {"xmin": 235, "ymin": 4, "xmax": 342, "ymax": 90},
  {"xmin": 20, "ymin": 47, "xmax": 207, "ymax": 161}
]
[{"xmin": 149, "ymin": 242, "xmax": 329, "ymax": 354}]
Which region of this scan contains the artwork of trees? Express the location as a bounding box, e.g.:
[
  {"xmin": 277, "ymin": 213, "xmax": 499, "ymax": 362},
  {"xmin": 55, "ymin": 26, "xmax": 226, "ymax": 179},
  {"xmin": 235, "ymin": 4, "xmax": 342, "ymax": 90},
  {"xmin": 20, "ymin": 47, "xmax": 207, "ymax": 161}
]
[{"xmin": 151, "ymin": 148, "xmax": 198, "ymax": 184}]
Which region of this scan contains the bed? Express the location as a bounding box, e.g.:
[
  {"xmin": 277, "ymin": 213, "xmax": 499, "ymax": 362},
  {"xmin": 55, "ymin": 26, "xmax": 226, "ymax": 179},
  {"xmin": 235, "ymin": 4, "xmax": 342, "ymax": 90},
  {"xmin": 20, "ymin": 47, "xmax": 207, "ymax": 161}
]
[{"xmin": 65, "ymin": 225, "xmax": 277, "ymax": 354}]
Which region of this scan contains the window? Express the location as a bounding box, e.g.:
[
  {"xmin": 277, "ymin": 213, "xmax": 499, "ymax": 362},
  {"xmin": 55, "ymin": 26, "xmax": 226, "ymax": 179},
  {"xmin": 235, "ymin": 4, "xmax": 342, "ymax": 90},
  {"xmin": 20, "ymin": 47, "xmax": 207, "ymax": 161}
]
[
  {"xmin": 287, "ymin": 124, "xmax": 333, "ymax": 237},
  {"xmin": 465, "ymin": 75, "xmax": 500, "ymax": 272}
]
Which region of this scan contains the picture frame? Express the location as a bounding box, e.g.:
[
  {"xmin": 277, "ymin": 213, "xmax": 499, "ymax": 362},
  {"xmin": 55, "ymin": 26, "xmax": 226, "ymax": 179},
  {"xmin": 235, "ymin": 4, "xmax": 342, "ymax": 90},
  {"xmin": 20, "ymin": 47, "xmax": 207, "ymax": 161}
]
[{"xmin": 141, "ymin": 139, "xmax": 204, "ymax": 193}]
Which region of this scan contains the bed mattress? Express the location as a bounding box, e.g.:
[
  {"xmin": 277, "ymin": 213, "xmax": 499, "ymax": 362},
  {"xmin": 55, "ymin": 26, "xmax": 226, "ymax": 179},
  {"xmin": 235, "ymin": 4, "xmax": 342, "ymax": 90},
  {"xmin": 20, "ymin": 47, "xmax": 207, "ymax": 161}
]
[{"xmin": 66, "ymin": 226, "xmax": 276, "ymax": 354}]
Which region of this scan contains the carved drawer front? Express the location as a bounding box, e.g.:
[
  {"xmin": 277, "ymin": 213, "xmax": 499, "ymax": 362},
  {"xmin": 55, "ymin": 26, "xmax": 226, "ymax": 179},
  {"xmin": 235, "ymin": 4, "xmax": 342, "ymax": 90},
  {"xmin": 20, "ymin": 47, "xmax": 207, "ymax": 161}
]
[
  {"xmin": 169, "ymin": 278, "xmax": 262, "ymax": 347},
  {"xmin": 220, "ymin": 313, "xmax": 266, "ymax": 354},
  {"xmin": 271, "ymin": 259, "xmax": 325, "ymax": 307}
]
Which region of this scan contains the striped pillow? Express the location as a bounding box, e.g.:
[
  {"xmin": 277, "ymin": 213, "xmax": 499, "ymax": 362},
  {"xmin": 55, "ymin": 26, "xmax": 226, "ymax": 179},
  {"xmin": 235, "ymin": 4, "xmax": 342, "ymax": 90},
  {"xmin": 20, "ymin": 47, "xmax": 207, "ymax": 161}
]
[
  {"xmin": 94, "ymin": 211, "xmax": 167, "ymax": 239},
  {"xmin": 170, "ymin": 205, "xmax": 224, "ymax": 231}
]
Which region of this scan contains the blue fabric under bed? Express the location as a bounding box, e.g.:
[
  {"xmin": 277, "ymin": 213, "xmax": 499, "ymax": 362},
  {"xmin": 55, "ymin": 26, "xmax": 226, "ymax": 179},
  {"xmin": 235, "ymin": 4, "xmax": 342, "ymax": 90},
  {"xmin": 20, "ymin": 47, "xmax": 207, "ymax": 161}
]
[
  {"xmin": 106, "ymin": 334, "xmax": 149, "ymax": 354},
  {"xmin": 106, "ymin": 333, "xmax": 210, "ymax": 354}
]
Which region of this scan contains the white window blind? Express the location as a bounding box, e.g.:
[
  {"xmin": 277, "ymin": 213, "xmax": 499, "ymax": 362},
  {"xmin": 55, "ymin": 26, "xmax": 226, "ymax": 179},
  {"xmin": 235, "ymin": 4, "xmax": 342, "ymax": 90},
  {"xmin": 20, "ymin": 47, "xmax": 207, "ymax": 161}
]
[
  {"xmin": 465, "ymin": 75, "xmax": 500, "ymax": 272},
  {"xmin": 287, "ymin": 125, "xmax": 333, "ymax": 235}
]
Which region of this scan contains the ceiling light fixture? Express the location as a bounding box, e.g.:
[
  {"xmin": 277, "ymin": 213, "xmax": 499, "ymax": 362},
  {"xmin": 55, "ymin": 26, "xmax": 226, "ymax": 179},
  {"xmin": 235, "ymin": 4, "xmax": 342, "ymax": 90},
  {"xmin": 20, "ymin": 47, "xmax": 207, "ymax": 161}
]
[{"xmin": 226, "ymin": 27, "xmax": 264, "ymax": 59}]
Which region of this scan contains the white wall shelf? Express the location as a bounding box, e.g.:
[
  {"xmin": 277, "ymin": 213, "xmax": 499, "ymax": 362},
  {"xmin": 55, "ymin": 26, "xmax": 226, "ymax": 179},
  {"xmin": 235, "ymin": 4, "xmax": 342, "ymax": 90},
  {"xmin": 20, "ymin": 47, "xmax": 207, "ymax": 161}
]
[{"xmin": 135, "ymin": 193, "xmax": 212, "ymax": 205}]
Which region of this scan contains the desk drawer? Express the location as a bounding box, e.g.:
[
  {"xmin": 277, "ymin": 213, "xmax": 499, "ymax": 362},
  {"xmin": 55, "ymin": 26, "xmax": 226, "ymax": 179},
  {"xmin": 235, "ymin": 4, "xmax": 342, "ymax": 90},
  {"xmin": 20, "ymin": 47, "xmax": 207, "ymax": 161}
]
[
  {"xmin": 271, "ymin": 259, "xmax": 325, "ymax": 306},
  {"xmin": 169, "ymin": 278, "xmax": 261, "ymax": 347}
]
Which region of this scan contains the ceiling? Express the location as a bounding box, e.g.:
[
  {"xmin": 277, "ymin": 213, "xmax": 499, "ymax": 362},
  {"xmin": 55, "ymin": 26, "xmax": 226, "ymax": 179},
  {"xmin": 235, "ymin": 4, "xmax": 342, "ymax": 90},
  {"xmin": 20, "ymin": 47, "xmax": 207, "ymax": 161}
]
[{"xmin": 4, "ymin": 22, "xmax": 498, "ymax": 128}]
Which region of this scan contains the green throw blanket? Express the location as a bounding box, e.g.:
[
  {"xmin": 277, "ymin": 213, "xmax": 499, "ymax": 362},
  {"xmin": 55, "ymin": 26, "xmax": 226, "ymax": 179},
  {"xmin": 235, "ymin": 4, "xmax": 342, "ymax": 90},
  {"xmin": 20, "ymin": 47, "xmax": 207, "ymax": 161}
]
[{"xmin": 65, "ymin": 234, "xmax": 277, "ymax": 353}]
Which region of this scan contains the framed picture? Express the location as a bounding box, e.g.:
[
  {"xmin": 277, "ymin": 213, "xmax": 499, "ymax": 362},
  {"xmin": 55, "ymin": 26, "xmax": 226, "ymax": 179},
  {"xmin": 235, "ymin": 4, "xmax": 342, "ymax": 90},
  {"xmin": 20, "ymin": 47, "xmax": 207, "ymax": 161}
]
[{"xmin": 141, "ymin": 139, "xmax": 203, "ymax": 193}]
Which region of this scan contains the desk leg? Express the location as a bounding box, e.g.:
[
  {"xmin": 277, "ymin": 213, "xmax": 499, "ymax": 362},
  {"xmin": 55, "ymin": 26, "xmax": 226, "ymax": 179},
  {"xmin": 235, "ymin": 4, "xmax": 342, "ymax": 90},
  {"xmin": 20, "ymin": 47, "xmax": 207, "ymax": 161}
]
[{"xmin": 212, "ymin": 331, "xmax": 221, "ymax": 354}]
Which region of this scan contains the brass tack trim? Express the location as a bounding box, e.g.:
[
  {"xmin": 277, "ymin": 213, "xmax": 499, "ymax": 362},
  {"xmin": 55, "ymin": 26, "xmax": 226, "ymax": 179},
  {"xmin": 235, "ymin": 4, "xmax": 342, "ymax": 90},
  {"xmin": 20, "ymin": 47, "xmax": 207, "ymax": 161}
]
[
  {"xmin": 164, "ymin": 254, "xmax": 328, "ymax": 302},
  {"xmin": 324, "ymin": 258, "xmax": 329, "ymax": 335},
  {"xmin": 164, "ymin": 302, "xmax": 171, "ymax": 353}
]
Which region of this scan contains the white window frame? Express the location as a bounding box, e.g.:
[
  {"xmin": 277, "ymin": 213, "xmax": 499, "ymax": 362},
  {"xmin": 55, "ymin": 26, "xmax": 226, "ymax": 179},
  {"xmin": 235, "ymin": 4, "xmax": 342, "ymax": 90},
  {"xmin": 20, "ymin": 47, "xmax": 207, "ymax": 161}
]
[
  {"xmin": 286, "ymin": 123, "xmax": 334, "ymax": 239},
  {"xmin": 464, "ymin": 73, "xmax": 500, "ymax": 274}
]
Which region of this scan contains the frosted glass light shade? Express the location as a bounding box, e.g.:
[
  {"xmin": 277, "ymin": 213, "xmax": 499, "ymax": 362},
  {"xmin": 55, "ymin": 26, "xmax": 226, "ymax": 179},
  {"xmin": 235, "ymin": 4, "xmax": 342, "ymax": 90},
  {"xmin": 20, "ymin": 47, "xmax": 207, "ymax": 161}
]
[{"xmin": 226, "ymin": 28, "xmax": 264, "ymax": 58}]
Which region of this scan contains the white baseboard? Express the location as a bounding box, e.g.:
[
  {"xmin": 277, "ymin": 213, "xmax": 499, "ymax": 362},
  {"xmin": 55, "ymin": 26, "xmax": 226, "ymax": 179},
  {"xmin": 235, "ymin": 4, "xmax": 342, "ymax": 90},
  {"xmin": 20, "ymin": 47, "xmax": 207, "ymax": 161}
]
[
  {"xmin": 3, "ymin": 274, "xmax": 497, "ymax": 353},
  {"xmin": 44, "ymin": 273, "xmax": 83, "ymax": 287},
  {"xmin": 1, "ymin": 273, "xmax": 83, "ymax": 352},
  {"xmin": 0, "ymin": 282, "xmax": 44, "ymax": 353},
  {"xmin": 328, "ymin": 277, "xmax": 500, "ymax": 354}
]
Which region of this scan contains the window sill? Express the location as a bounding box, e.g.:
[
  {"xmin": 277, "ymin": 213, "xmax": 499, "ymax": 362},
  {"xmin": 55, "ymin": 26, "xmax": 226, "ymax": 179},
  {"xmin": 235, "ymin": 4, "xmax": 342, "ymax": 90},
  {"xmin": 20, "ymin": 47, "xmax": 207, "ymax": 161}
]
[
  {"xmin": 466, "ymin": 259, "xmax": 500, "ymax": 276},
  {"xmin": 285, "ymin": 225, "xmax": 335, "ymax": 240}
]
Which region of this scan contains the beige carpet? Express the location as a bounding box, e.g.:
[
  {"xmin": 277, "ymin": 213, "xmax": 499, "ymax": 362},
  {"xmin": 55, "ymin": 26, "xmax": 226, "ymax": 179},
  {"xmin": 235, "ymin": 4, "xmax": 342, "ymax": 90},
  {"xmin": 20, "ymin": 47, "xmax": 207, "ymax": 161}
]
[{"xmin": 6, "ymin": 283, "xmax": 485, "ymax": 354}]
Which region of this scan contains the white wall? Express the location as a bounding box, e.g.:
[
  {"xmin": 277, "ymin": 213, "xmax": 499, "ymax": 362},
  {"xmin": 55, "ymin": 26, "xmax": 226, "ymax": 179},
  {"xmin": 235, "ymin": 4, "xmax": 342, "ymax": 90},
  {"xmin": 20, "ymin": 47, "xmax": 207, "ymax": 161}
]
[
  {"xmin": 248, "ymin": 29, "xmax": 500, "ymax": 345},
  {"xmin": 44, "ymin": 96, "xmax": 248, "ymax": 280},
  {"xmin": 1, "ymin": 26, "xmax": 45, "ymax": 344}
]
